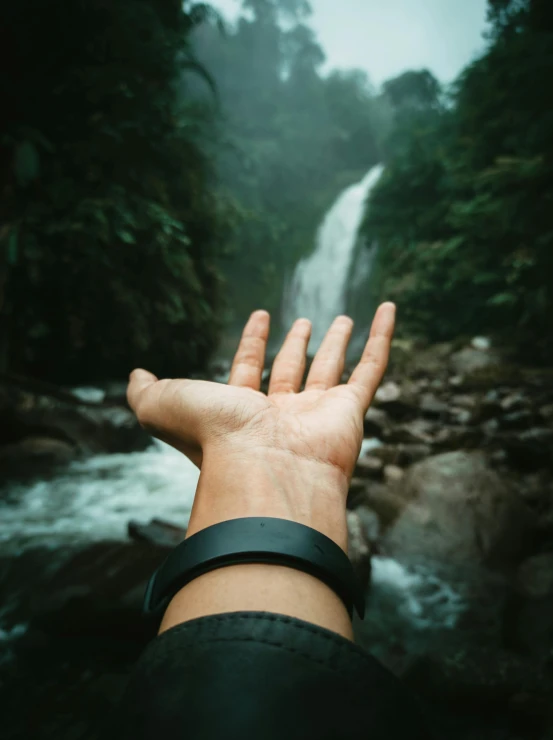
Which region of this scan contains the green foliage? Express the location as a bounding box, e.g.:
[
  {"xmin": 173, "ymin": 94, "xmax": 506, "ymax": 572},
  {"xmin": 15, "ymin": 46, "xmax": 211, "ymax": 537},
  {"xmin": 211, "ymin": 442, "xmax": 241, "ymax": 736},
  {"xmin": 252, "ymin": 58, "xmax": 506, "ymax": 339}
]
[
  {"xmin": 1, "ymin": 0, "xmax": 229, "ymax": 381},
  {"xmin": 364, "ymin": 0, "xmax": 553, "ymax": 361}
]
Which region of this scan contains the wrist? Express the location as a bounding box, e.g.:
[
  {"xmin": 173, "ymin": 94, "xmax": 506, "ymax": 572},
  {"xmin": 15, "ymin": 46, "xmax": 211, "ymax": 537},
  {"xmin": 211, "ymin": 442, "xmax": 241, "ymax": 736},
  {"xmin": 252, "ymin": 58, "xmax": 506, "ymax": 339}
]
[
  {"xmin": 186, "ymin": 444, "xmax": 349, "ymax": 552},
  {"xmin": 159, "ymin": 563, "xmax": 354, "ymax": 640}
]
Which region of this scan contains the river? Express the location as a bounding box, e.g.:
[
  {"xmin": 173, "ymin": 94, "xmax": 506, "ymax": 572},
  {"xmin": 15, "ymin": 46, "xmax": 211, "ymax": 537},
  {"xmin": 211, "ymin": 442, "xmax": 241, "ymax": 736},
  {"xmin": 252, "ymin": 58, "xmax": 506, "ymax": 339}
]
[{"xmin": 0, "ymin": 166, "xmax": 467, "ymax": 653}]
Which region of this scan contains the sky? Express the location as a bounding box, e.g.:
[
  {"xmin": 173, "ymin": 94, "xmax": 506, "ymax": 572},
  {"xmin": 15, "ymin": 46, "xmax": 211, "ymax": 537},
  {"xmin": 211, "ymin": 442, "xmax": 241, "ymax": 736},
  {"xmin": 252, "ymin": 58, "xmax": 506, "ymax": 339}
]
[{"xmin": 211, "ymin": 0, "xmax": 490, "ymax": 87}]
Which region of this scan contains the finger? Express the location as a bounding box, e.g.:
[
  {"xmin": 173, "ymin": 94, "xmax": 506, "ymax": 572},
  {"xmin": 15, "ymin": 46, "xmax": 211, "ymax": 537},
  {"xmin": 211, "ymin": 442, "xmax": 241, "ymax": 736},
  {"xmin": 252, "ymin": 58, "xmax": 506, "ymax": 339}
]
[
  {"xmin": 347, "ymin": 302, "xmax": 396, "ymax": 411},
  {"xmin": 228, "ymin": 310, "xmax": 270, "ymax": 390},
  {"xmin": 304, "ymin": 316, "xmax": 354, "ymax": 391},
  {"xmin": 269, "ymin": 318, "xmax": 312, "ymax": 394},
  {"xmin": 127, "ymin": 368, "xmax": 158, "ymax": 414},
  {"xmin": 128, "ymin": 372, "xmax": 203, "ymax": 468}
]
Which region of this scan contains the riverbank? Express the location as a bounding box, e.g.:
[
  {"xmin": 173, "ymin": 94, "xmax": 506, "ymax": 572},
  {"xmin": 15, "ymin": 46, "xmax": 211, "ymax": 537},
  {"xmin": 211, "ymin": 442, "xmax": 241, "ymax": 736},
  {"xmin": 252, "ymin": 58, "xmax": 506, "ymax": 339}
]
[{"xmin": 1, "ymin": 338, "xmax": 552, "ymax": 739}]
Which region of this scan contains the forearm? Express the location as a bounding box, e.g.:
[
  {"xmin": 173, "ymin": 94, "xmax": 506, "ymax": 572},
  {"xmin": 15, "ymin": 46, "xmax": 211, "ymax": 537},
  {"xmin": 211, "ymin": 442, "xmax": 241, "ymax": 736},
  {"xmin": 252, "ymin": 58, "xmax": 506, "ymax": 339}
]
[{"xmin": 159, "ymin": 446, "xmax": 354, "ymax": 640}]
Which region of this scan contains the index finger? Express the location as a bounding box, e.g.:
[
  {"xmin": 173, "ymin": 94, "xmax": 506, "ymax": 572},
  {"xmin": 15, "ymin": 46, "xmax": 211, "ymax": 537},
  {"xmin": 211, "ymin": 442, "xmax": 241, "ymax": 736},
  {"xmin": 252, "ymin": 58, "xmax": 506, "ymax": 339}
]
[{"xmin": 347, "ymin": 303, "xmax": 396, "ymax": 412}]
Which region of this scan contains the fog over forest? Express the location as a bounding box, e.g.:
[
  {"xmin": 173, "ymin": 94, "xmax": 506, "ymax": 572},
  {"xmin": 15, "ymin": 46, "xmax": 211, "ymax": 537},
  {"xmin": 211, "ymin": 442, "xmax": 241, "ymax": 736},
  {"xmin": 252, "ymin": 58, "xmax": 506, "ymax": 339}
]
[{"xmin": 213, "ymin": 0, "xmax": 489, "ymax": 84}]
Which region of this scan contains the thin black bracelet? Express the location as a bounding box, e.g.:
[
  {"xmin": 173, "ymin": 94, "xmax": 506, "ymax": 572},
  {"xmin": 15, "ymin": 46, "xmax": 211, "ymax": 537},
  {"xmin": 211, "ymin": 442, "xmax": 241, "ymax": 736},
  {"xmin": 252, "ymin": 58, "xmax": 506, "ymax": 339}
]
[{"xmin": 144, "ymin": 517, "xmax": 366, "ymax": 620}]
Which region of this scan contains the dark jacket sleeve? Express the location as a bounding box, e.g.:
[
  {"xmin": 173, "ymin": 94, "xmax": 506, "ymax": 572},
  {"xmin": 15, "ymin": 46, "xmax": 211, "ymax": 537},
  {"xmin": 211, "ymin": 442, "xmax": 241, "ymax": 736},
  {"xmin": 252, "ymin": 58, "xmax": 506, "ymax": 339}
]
[{"xmin": 118, "ymin": 611, "xmax": 431, "ymax": 740}]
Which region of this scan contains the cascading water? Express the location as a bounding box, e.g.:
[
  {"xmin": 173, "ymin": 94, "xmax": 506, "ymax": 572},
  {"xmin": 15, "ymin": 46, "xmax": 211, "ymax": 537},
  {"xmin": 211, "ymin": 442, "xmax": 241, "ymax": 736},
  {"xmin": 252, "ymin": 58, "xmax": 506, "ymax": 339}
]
[{"xmin": 283, "ymin": 164, "xmax": 384, "ymax": 350}]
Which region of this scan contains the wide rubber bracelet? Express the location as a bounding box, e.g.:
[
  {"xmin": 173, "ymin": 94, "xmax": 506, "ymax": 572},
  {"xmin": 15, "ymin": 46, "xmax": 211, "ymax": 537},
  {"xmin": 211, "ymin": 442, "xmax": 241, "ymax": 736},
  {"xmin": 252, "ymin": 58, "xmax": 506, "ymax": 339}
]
[{"xmin": 143, "ymin": 517, "xmax": 365, "ymax": 620}]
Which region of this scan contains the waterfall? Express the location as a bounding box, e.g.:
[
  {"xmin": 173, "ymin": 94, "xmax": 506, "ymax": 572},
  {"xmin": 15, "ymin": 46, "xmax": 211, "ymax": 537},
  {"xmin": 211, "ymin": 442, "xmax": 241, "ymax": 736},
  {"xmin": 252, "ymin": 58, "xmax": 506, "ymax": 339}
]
[{"xmin": 282, "ymin": 164, "xmax": 384, "ymax": 351}]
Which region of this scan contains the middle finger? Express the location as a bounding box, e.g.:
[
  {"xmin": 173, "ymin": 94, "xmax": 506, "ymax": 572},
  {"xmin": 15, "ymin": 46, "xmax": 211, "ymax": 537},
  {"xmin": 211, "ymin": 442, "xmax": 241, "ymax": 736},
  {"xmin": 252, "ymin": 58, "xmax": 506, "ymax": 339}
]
[{"xmin": 304, "ymin": 316, "xmax": 353, "ymax": 391}]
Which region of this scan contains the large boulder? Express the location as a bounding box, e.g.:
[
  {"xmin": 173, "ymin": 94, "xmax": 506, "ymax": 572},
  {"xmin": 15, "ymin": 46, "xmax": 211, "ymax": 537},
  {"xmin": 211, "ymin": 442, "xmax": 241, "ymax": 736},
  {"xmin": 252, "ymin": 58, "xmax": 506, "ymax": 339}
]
[
  {"xmin": 404, "ymin": 646, "xmax": 552, "ymax": 710},
  {"xmin": 384, "ymin": 452, "xmax": 531, "ymax": 568},
  {"xmin": 0, "ymin": 379, "xmax": 153, "ymax": 480},
  {"xmin": 0, "ymin": 539, "xmax": 167, "ymax": 641},
  {"xmin": 502, "ymin": 552, "xmax": 553, "ymax": 657},
  {"xmin": 0, "ymin": 436, "xmax": 76, "ymax": 481},
  {"xmin": 500, "ymin": 427, "xmax": 553, "ymax": 471}
]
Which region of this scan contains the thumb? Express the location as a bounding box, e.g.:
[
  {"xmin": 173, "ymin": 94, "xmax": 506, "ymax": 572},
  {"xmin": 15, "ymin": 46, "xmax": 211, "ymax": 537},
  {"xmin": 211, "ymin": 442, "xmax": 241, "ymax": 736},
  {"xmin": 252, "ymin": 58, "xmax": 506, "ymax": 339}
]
[{"xmin": 127, "ymin": 368, "xmax": 158, "ymax": 414}]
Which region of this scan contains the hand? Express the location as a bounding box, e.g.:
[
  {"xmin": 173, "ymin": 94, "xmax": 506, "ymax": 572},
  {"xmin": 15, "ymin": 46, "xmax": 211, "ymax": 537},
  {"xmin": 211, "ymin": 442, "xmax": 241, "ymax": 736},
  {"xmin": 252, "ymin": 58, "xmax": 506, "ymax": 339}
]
[{"xmin": 127, "ymin": 304, "xmax": 395, "ymax": 550}]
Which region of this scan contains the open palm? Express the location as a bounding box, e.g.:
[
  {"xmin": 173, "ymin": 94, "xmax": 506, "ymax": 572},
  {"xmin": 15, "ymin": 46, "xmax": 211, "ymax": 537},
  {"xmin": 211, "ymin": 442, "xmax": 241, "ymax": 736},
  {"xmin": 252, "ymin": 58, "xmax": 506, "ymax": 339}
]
[{"xmin": 127, "ymin": 305, "xmax": 396, "ymax": 484}]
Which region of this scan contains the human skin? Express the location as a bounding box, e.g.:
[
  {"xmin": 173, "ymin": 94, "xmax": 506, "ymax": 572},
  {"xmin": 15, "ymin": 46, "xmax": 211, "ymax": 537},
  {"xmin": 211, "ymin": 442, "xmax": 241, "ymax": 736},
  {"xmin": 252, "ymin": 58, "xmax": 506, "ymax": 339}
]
[{"xmin": 127, "ymin": 304, "xmax": 396, "ymax": 640}]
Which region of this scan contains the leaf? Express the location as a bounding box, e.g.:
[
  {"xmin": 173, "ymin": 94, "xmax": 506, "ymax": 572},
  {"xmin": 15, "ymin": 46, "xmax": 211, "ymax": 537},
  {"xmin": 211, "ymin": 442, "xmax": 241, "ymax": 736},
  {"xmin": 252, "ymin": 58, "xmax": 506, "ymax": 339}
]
[
  {"xmin": 117, "ymin": 230, "xmax": 136, "ymax": 245},
  {"xmin": 14, "ymin": 141, "xmax": 40, "ymax": 187},
  {"xmin": 488, "ymin": 292, "xmax": 517, "ymax": 307},
  {"xmin": 7, "ymin": 228, "xmax": 19, "ymax": 266}
]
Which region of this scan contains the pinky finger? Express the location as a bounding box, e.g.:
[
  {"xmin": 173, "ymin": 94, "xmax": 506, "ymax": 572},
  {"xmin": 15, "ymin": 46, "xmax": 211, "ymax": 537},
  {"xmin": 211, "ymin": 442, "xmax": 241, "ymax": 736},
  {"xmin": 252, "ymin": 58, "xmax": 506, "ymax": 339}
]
[{"xmin": 347, "ymin": 303, "xmax": 396, "ymax": 412}]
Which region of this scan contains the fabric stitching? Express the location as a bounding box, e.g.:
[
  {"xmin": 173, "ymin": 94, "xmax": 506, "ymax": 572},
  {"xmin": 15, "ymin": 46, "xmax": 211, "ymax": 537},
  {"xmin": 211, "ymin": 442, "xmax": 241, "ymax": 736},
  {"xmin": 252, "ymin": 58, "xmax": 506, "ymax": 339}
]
[{"xmin": 141, "ymin": 613, "xmax": 377, "ymax": 676}]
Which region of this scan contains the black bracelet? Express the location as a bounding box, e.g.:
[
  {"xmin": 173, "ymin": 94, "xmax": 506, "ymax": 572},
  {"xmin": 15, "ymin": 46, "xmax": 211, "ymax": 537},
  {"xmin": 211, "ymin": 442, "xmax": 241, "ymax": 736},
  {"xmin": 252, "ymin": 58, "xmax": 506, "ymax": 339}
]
[{"xmin": 143, "ymin": 517, "xmax": 366, "ymax": 620}]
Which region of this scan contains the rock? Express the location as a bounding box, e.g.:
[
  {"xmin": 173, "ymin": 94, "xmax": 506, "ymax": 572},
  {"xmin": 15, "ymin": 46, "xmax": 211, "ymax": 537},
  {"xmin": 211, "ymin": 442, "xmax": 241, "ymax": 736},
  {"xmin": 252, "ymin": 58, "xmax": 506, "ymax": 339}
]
[
  {"xmin": 457, "ymin": 365, "xmax": 524, "ymax": 392},
  {"xmin": 357, "ymin": 485, "xmax": 407, "ymax": 528},
  {"xmin": 419, "ymin": 393, "xmax": 448, "ymax": 419},
  {"xmin": 373, "ymin": 382, "xmax": 417, "ymax": 420},
  {"xmin": 500, "ymin": 391, "xmax": 527, "ymax": 412},
  {"xmin": 383, "ymin": 465, "xmax": 405, "ymax": 485},
  {"xmin": 516, "ymin": 553, "xmax": 553, "ymax": 599},
  {"xmin": 451, "ymin": 394, "xmax": 479, "ymax": 409},
  {"xmin": 1, "ymin": 540, "xmax": 167, "ymax": 641},
  {"xmin": 450, "ymin": 346, "xmax": 500, "ymax": 376},
  {"xmin": 128, "ymin": 519, "xmax": 186, "ymax": 549},
  {"xmin": 347, "ymin": 478, "xmax": 370, "ymax": 510},
  {"xmin": 396, "ymin": 444, "xmax": 433, "ymax": 467},
  {"xmin": 355, "ymin": 455, "xmax": 384, "ymax": 480},
  {"xmin": 363, "ymin": 407, "xmax": 390, "ymax": 437},
  {"xmin": 479, "ymin": 396, "xmax": 503, "ymax": 422},
  {"xmin": 482, "ymin": 418, "xmax": 500, "ymax": 436},
  {"xmin": 384, "ymin": 452, "xmax": 531, "ymax": 568},
  {"xmin": 102, "ymin": 381, "xmax": 131, "ymax": 405},
  {"xmin": 471, "ymin": 337, "xmax": 492, "ymax": 351},
  {"xmin": 385, "ymin": 419, "xmax": 435, "ymax": 445},
  {"xmin": 503, "ymin": 552, "xmax": 553, "ymax": 657},
  {"xmin": 369, "ymin": 443, "xmax": 432, "ymax": 468},
  {"xmin": 405, "ymin": 647, "xmax": 551, "ymax": 707},
  {"xmin": 502, "ymin": 428, "xmax": 553, "ymax": 470},
  {"xmin": 540, "ymin": 404, "xmax": 553, "ymax": 423},
  {"xmin": 369, "ymin": 445, "xmax": 400, "ymax": 465},
  {"xmin": 374, "ymin": 381, "xmax": 401, "ymax": 404},
  {"xmin": 500, "ymin": 410, "xmax": 536, "ymax": 430},
  {"xmin": 0, "ymin": 379, "xmax": 152, "ymax": 458},
  {"xmin": 449, "ymin": 407, "xmax": 473, "ymax": 425},
  {"xmin": 69, "ymin": 386, "xmax": 107, "ymax": 403},
  {"xmin": 346, "ymin": 510, "xmax": 372, "ymax": 590},
  {"xmin": 432, "ymin": 426, "xmax": 483, "ymax": 450},
  {"xmin": 490, "ymin": 449, "xmax": 508, "ymax": 465},
  {"xmin": 0, "ymin": 436, "xmax": 76, "ymax": 480},
  {"xmin": 353, "ymin": 506, "xmax": 381, "ymax": 544},
  {"xmin": 518, "ymin": 471, "xmax": 551, "ymax": 506},
  {"xmin": 401, "ymin": 342, "xmax": 453, "ymax": 380},
  {"xmin": 449, "ymin": 375, "xmax": 464, "ymax": 387}
]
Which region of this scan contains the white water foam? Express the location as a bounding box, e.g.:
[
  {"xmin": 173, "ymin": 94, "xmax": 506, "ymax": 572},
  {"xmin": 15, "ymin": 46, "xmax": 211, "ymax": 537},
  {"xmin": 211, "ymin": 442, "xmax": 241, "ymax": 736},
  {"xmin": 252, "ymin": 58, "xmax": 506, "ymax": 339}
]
[
  {"xmin": 0, "ymin": 441, "xmax": 198, "ymax": 548},
  {"xmin": 371, "ymin": 556, "xmax": 464, "ymax": 631}
]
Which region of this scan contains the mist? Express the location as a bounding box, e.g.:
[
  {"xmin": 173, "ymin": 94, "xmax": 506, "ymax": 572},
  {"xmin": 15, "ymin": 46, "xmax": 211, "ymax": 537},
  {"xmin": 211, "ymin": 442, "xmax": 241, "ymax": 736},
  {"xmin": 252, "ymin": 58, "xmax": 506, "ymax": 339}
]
[{"xmin": 213, "ymin": 0, "xmax": 489, "ymax": 85}]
